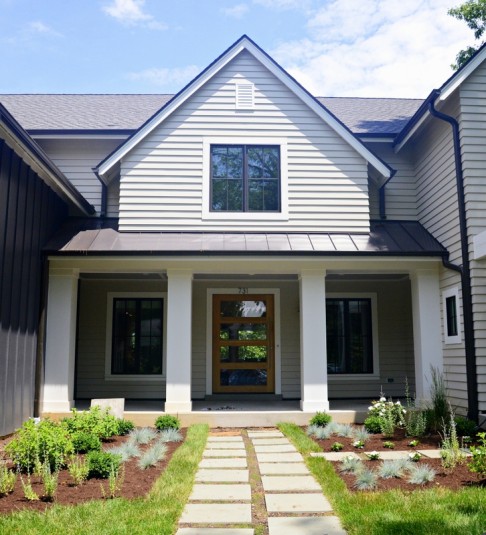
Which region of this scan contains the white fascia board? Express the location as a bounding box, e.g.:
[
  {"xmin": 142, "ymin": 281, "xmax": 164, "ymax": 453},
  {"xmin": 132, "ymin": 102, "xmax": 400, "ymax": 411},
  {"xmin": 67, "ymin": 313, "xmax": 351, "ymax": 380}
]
[
  {"xmin": 98, "ymin": 37, "xmax": 391, "ymax": 179},
  {"xmin": 394, "ymin": 112, "xmax": 430, "ymax": 153},
  {"xmin": 439, "ymin": 46, "xmax": 486, "ymax": 102}
]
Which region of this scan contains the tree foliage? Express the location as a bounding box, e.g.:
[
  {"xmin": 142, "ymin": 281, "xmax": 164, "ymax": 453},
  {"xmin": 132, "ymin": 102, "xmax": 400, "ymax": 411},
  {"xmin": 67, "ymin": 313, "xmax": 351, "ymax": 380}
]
[{"xmin": 449, "ymin": 0, "xmax": 486, "ymax": 69}]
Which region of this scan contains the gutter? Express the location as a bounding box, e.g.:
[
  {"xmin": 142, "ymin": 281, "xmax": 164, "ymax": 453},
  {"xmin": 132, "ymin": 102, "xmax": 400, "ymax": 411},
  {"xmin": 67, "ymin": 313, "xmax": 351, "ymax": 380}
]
[{"xmin": 428, "ymin": 95, "xmax": 478, "ymax": 422}]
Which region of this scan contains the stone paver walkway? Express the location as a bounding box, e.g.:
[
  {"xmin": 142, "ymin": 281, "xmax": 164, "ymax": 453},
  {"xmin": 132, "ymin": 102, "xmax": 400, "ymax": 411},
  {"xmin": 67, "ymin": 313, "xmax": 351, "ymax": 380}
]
[{"xmin": 176, "ymin": 429, "xmax": 347, "ymax": 535}]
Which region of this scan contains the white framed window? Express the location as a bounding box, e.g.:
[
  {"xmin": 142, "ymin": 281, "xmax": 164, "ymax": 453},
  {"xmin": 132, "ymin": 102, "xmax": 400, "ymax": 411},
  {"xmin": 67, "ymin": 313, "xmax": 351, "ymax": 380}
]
[
  {"xmin": 202, "ymin": 137, "xmax": 289, "ymax": 221},
  {"xmin": 326, "ymin": 293, "xmax": 380, "ymax": 379},
  {"xmin": 442, "ymin": 286, "xmax": 461, "ymax": 345},
  {"xmin": 105, "ymin": 292, "xmax": 167, "ymax": 381}
]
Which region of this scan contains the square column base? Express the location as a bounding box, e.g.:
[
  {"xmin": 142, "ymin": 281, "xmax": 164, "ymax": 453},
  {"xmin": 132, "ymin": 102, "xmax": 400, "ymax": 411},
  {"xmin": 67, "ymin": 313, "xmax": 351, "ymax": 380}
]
[
  {"xmin": 40, "ymin": 400, "xmax": 73, "ymax": 413},
  {"xmin": 300, "ymin": 400, "xmax": 330, "ymax": 412},
  {"xmin": 164, "ymin": 401, "xmax": 192, "ymax": 413}
]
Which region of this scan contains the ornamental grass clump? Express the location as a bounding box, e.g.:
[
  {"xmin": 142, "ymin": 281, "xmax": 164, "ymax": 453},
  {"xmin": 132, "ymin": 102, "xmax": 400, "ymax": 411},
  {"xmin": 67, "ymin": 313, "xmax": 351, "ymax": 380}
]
[
  {"xmin": 407, "ymin": 464, "xmax": 436, "ymax": 485},
  {"xmin": 313, "ymin": 426, "xmax": 333, "ymax": 440},
  {"xmin": 352, "ymin": 426, "xmax": 370, "ymax": 443},
  {"xmin": 138, "ymin": 446, "xmax": 164, "ymax": 470},
  {"xmin": 339, "ymin": 456, "xmax": 362, "ymax": 474},
  {"xmin": 335, "ymin": 423, "xmax": 354, "ymax": 438},
  {"xmin": 158, "ymin": 428, "xmax": 183, "ymax": 443},
  {"xmin": 306, "ymin": 424, "xmax": 319, "ymax": 436},
  {"xmin": 378, "ymin": 460, "xmax": 406, "ymax": 479},
  {"xmin": 404, "ymin": 378, "xmax": 428, "ymax": 437},
  {"xmin": 353, "ymin": 468, "xmax": 378, "ymax": 490},
  {"xmin": 128, "ymin": 427, "xmax": 157, "ymax": 445},
  {"xmin": 107, "ymin": 441, "xmax": 141, "ymax": 462}
]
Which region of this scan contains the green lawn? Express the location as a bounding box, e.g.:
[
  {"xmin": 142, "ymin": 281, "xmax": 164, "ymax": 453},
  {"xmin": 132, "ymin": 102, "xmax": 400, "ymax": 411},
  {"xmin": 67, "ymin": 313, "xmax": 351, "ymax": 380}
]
[
  {"xmin": 0, "ymin": 424, "xmax": 209, "ymax": 535},
  {"xmin": 278, "ymin": 423, "xmax": 486, "ymax": 535}
]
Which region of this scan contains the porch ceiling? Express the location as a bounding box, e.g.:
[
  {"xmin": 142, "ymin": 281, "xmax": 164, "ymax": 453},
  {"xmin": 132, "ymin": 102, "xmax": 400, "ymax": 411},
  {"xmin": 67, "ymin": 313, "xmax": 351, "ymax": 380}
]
[{"xmin": 46, "ymin": 219, "xmax": 447, "ymax": 258}]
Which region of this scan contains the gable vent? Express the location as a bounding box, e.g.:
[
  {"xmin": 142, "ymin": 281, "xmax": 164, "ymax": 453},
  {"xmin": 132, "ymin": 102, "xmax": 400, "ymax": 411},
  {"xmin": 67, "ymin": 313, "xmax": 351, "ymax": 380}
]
[{"xmin": 235, "ymin": 83, "xmax": 254, "ymax": 110}]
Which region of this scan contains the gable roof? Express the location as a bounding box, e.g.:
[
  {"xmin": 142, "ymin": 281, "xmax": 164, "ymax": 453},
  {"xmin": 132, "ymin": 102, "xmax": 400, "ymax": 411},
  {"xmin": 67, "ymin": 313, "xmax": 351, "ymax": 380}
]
[
  {"xmin": 0, "ymin": 94, "xmax": 422, "ymax": 136},
  {"xmin": 0, "ymin": 103, "xmax": 94, "ymax": 215},
  {"xmin": 95, "ymin": 35, "xmax": 393, "ymax": 180}
]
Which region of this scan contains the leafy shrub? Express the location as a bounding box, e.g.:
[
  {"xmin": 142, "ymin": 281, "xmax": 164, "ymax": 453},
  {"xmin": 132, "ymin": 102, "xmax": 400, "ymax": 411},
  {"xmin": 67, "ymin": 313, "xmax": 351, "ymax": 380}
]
[
  {"xmin": 0, "ymin": 465, "xmax": 17, "ymax": 495},
  {"xmin": 454, "ymin": 416, "xmax": 476, "ymax": 437},
  {"xmin": 407, "ymin": 464, "xmax": 436, "ymax": 485},
  {"xmin": 158, "ymin": 428, "xmax": 183, "ymax": 443},
  {"xmin": 353, "ymin": 469, "xmax": 378, "ymax": 490},
  {"xmin": 367, "ymin": 395, "xmax": 405, "ymax": 436},
  {"xmin": 367, "ymin": 451, "xmax": 381, "ymax": 460},
  {"xmin": 62, "ymin": 407, "xmax": 119, "ymax": 440},
  {"xmin": 128, "ymin": 427, "xmax": 157, "ymax": 444},
  {"xmin": 86, "ymin": 451, "xmax": 122, "ymax": 479},
  {"xmin": 469, "ymin": 432, "xmax": 486, "ymax": 477},
  {"xmin": 309, "ymin": 412, "xmax": 332, "ymax": 428},
  {"xmin": 116, "ymin": 418, "xmax": 135, "ymax": 436},
  {"xmin": 331, "ymin": 442, "xmax": 343, "ymax": 452},
  {"xmin": 154, "ymin": 415, "xmax": 181, "ymax": 431},
  {"xmin": 6, "ymin": 418, "xmax": 73, "ymax": 471},
  {"xmin": 71, "ymin": 431, "xmax": 101, "ymax": 453},
  {"xmin": 364, "ymin": 416, "xmax": 382, "ymax": 434},
  {"xmin": 352, "ymin": 440, "xmax": 365, "ymax": 449}
]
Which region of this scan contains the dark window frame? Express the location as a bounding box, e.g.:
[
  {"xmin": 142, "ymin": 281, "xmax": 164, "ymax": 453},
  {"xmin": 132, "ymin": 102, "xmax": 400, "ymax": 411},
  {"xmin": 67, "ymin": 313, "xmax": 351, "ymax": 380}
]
[
  {"xmin": 210, "ymin": 144, "xmax": 281, "ymax": 212},
  {"xmin": 326, "ymin": 297, "xmax": 374, "ymax": 375},
  {"xmin": 111, "ymin": 297, "xmax": 164, "ymax": 375},
  {"xmin": 445, "ymin": 295, "xmax": 458, "ymax": 337}
]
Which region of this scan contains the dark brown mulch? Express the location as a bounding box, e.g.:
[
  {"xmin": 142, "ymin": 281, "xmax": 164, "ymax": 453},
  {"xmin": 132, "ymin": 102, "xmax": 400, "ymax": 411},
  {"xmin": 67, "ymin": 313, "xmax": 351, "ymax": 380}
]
[
  {"xmin": 335, "ymin": 458, "xmax": 485, "ymax": 492},
  {"xmin": 0, "ymin": 430, "xmax": 185, "ymax": 515}
]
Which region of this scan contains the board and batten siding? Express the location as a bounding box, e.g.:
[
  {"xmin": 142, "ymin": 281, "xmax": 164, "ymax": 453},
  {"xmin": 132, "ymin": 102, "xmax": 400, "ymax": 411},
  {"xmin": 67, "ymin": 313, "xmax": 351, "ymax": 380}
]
[
  {"xmin": 37, "ymin": 138, "xmax": 123, "ymax": 215},
  {"xmin": 0, "ymin": 138, "xmax": 68, "ymax": 436},
  {"xmin": 117, "ymin": 50, "xmax": 369, "ymax": 232},
  {"xmin": 410, "ymin": 93, "xmax": 467, "ymax": 413},
  {"xmin": 460, "ymin": 60, "xmax": 486, "ymax": 414}
]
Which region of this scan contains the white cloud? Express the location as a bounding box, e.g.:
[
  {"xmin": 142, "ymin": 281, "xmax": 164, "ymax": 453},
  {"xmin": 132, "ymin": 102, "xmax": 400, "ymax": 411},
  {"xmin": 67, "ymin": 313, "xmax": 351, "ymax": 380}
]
[
  {"xmin": 28, "ymin": 21, "xmax": 62, "ymax": 36},
  {"xmin": 103, "ymin": 0, "xmax": 167, "ymax": 30},
  {"xmin": 253, "ymin": 0, "xmax": 311, "ymax": 9},
  {"xmin": 271, "ymin": 0, "xmax": 474, "ymax": 97},
  {"xmin": 222, "ymin": 3, "xmax": 249, "ymax": 18},
  {"xmin": 127, "ymin": 65, "xmax": 201, "ymax": 88}
]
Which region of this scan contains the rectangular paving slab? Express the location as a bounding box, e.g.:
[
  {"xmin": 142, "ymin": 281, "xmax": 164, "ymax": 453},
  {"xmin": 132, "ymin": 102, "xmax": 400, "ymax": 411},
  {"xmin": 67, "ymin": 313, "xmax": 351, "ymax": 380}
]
[
  {"xmin": 180, "ymin": 503, "xmax": 252, "ymax": 524},
  {"xmin": 247, "ymin": 431, "xmax": 284, "ymax": 438},
  {"xmin": 251, "ymin": 438, "xmax": 290, "ymax": 445},
  {"xmin": 203, "ymin": 449, "xmax": 246, "ymax": 457},
  {"xmin": 207, "ymin": 436, "xmax": 243, "ymax": 442},
  {"xmin": 256, "ymin": 452, "xmax": 303, "ymax": 463},
  {"xmin": 268, "ymin": 516, "xmax": 346, "ymax": 535},
  {"xmin": 254, "ymin": 444, "xmax": 297, "ymax": 453},
  {"xmin": 190, "ymin": 484, "xmax": 251, "ymax": 501},
  {"xmin": 196, "ymin": 469, "xmax": 249, "ymax": 482},
  {"xmin": 258, "ymin": 462, "xmax": 310, "ymax": 475},
  {"xmin": 265, "ymin": 493, "xmax": 333, "ymax": 513},
  {"xmin": 206, "ymin": 443, "xmax": 246, "ymax": 449},
  {"xmin": 262, "ymin": 475, "xmax": 321, "ymax": 491},
  {"xmin": 199, "ymin": 458, "xmax": 248, "ymax": 468},
  {"xmin": 177, "ymin": 529, "xmax": 254, "ymax": 535}
]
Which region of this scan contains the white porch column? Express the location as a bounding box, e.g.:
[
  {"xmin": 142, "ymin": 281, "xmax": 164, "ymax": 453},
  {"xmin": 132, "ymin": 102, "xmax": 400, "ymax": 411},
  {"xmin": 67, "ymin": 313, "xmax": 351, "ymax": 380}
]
[
  {"xmin": 41, "ymin": 268, "xmax": 79, "ymax": 412},
  {"xmin": 165, "ymin": 269, "xmax": 193, "ymax": 412},
  {"xmin": 299, "ymin": 269, "xmax": 329, "ymax": 412},
  {"xmin": 410, "ymin": 268, "xmax": 443, "ymax": 403}
]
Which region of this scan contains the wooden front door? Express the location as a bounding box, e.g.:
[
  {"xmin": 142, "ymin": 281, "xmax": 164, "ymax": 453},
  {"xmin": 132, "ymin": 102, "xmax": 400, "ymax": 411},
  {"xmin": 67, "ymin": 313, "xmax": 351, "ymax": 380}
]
[{"xmin": 212, "ymin": 294, "xmax": 275, "ymax": 393}]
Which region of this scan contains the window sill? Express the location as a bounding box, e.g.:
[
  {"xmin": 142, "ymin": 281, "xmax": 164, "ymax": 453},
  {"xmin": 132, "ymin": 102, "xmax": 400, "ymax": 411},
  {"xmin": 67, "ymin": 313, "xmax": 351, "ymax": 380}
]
[
  {"xmin": 202, "ymin": 211, "xmax": 289, "ymax": 221},
  {"xmin": 104, "ymin": 375, "xmax": 166, "ymax": 382},
  {"xmin": 328, "ymin": 374, "xmax": 380, "ymax": 381}
]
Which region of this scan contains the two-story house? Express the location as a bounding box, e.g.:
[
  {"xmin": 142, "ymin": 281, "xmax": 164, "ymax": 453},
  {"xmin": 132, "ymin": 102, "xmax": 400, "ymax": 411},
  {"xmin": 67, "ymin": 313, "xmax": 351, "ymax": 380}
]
[{"xmin": 1, "ymin": 35, "xmax": 485, "ymax": 434}]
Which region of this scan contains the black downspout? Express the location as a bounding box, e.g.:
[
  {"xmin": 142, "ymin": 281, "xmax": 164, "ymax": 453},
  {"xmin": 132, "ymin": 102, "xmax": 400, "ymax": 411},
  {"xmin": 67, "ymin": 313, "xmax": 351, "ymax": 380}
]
[
  {"xmin": 92, "ymin": 168, "xmax": 107, "ymax": 218},
  {"xmin": 378, "ymin": 169, "xmax": 397, "ymax": 219},
  {"xmin": 428, "ymin": 98, "xmax": 479, "ymax": 422}
]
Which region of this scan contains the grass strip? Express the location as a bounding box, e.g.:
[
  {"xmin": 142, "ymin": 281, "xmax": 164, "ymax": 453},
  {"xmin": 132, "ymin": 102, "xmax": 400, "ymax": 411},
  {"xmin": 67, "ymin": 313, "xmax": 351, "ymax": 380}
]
[
  {"xmin": 0, "ymin": 423, "xmax": 209, "ymax": 535},
  {"xmin": 278, "ymin": 422, "xmax": 486, "ymax": 535}
]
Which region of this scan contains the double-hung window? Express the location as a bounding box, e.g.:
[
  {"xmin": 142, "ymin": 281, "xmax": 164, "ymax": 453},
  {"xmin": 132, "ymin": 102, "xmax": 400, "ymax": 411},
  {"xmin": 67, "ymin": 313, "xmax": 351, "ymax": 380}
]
[
  {"xmin": 210, "ymin": 145, "xmax": 280, "ymax": 212},
  {"xmin": 111, "ymin": 297, "xmax": 163, "ymax": 375},
  {"xmin": 326, "ymin": 298, "xmax": 373, "ymax": 374}
]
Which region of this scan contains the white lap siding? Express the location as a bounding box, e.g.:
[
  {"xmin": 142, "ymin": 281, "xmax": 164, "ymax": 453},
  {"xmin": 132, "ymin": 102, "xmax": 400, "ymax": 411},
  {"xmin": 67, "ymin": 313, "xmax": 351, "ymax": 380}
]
[{"xmin": 117, "ymin": 50, "xmax": 369, "ymax": 232}]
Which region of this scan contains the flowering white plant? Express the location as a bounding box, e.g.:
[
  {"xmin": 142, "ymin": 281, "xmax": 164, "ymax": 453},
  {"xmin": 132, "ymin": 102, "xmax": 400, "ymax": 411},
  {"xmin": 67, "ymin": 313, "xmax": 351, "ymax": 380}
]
[
  {"xmin": 409, "ymin": 452, "xmax": 422, "ymax": 462},
  {"xmin": 367, "ymin": 394, "xmax": 406, "ymax": 427},
  {"xmin": 367, "ymin": 451, "xmax": 380, "ymax": 460}
]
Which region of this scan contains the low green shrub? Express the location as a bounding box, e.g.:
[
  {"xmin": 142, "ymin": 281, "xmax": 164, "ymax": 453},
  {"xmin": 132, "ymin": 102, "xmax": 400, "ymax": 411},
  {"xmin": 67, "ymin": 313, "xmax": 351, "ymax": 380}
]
[
  {"xmin": 469, "ymin": 432, "xmax": 486, "ymax": 477},
  {"xmin": 62, "ymin": 407, "xmax": 119, "ymax": 440},
  {"xmin": 331, "ymin": 442, "xmax": 343, "ymax": 452},
  {"xmin": 454, "ymin": 416, "xmax": 476, "ymax": 437},
  {"xmin": 364, "ymin": 416, "xmax": 382, "ymax": 434},
  {"xmin": 0, "ymin": 465, "xmax": 17, "ymax": 495},
  {"xmin": 71, "ymin": 431, "xmax": 101, "ymax": 453},
  {"xmin": 309, "ymin": 411, "xmax": 332, "ymax": 428},
  {"xmin": 155, "ymin": 415, "xmax": 181, "ymax": 431},
  {"xmin": 116, "ymin": 418, "xmax": 135, "ymax": 436},
  {"xmin": 5, "ymin": 418, "xmax": 73, "ymax": 471},
  {"xmin": 86, "ymin": 451, "xmax": 122, "ymax": 479}
]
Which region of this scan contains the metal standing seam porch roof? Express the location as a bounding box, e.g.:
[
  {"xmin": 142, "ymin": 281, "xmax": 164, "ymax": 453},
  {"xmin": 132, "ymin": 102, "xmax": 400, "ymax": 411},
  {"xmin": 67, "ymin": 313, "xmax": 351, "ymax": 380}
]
[{"xmin": 45, "ymin": 219, "xmax": 447, "ymax": 257}]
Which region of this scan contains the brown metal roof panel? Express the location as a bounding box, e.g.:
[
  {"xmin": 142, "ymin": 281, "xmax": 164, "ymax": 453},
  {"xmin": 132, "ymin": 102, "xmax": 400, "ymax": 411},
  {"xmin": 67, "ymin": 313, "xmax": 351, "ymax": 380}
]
[
  {"xmin": 89, "ymin": 229, "xmax": 119, "ymax": 250},
  {"xmin": 266, "ymin": 234, "xmax": 292, "ymax": 251}
]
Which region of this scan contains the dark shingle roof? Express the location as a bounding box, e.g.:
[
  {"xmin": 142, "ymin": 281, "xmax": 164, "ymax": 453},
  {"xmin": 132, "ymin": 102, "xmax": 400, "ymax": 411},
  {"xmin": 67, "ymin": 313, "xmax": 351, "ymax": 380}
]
[
  {"xmin": 0, "ymin": 94, "xmax": 423, "ymax": 135},
  {"xmin": 45, "ymin": 219, "xmax": 446, "ymax": 257}
]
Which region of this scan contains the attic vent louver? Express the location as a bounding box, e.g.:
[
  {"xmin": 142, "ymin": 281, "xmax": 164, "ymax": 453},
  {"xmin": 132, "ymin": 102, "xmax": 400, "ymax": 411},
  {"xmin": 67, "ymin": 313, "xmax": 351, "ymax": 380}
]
[{"xmin": 236, "ymin": 83, "xmax": 254, "ymax": 110}]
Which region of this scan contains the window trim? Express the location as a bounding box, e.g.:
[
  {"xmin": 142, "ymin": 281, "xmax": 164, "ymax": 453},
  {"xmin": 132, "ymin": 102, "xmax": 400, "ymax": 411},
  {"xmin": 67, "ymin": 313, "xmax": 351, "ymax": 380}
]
[
  {"xmin": 326, "ymin": 292, "xmax": 380, "ymax": 380},
  {"xmin": 442, "ymin": 286, "xmax": 462, "ymax": 345},
  {"xmin": 202, "ymin": 137, "xmax": 289, "ymax": 221},
  {"xmin": 105, "ymin": 292, "xmax": 167, "ymax": 381}
]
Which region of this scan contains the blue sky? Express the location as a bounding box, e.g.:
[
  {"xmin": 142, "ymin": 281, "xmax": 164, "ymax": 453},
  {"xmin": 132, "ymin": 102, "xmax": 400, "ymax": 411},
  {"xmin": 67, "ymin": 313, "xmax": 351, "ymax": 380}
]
[{"xmin": 0, "ymin": 0, "xmax": 474, "ymax": 97}]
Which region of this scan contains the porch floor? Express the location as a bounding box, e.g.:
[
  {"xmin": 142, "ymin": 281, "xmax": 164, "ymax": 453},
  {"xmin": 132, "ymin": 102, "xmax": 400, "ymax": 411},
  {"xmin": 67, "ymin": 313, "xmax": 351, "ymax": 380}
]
[{"xmin": 74, "ymin": 399, "xmax": 370, "ymax": 427}]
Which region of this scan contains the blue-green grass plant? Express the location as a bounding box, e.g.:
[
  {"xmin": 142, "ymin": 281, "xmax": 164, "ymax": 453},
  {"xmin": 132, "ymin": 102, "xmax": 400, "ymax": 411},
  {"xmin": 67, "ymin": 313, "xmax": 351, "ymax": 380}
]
[
  {"xmin": 352, "ymin": 426, "xmax": 370, "ymax": 443},
  {"xmin": 378, "ymin": 460, "xmax": 406, "ymax": 479},
  {"xmin": 407, "ymin": 463, "xmax": 436, "ymax": 485},
  {"xmin": 339, "ymin": 456, "xmax": 363, "ymax": 474},
  {"xmin": 158, "ymin": 428, "xmax": 183, "ymax": 443},
  {"xmin": 128, "ymin": 427, "xmax": 157, "ymax": 445},
  {"xmin": 353, "ymin": 468, "xmax": 378, "ymax": 490}
]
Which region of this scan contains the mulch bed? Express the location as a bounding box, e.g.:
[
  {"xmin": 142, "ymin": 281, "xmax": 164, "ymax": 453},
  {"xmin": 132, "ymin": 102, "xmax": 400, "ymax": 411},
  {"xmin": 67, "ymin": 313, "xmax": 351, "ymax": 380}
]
[
  {"xmin": 0, "ymin": 430, "xmax": 186, "ymax": 515},
  {"xmin": 308, "ymin": 427, "xmax": 485, "ymax": 492}
]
